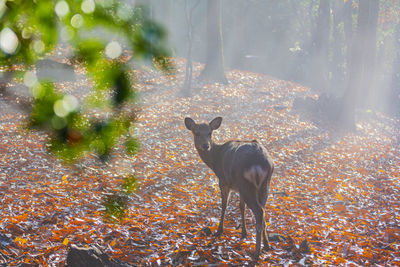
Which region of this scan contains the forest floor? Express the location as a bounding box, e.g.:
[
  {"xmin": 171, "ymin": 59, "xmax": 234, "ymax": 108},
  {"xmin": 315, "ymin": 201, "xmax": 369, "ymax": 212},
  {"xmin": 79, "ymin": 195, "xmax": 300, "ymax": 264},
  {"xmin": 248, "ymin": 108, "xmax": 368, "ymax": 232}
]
[{"xmin": 1, "ymin": 58, "xmax": 400, "ymax": 266}]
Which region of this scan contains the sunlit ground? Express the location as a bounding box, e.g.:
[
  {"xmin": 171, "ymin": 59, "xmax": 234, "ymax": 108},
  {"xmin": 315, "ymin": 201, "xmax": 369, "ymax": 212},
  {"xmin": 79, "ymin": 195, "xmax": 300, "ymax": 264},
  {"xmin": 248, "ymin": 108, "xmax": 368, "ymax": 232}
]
[{"xmin": 0, "ymin": 58, "xmax": 399, "ymax": 265}]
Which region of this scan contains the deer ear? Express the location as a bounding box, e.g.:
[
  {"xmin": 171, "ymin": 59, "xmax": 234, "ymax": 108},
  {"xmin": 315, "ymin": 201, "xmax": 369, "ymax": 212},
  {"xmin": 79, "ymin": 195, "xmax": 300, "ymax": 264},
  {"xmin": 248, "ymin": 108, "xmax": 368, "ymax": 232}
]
[
  {"xmin": 209, "ymin": 117, "xmax": 222, "ymax": 130},
  {"xmin": 184, "ymin": 117, "xmax": 195, "ymax": 131}
]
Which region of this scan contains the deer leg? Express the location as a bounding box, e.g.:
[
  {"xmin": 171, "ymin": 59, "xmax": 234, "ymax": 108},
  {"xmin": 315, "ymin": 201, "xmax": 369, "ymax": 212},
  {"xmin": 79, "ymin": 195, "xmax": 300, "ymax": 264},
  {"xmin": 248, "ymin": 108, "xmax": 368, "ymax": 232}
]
[
  {"xmin": 239, "ymin": 187, "xmax": 266, "ymax": 260},
  {"xmin": 260, "ymin": 182, "xmax": 271, "ymax": 250},
  {"xmin": 215, "ymin": 186, "xmax": 230, "ymax": 236},
  {"xmin": 262, "ymin": 209, "xmax": 270, "ymax": 251},
  {"xmin": 254, "ymin": 206, "xmax": 265, "ymax": 261},
  {"xmin": 239, "ymin": 196, "xmax": 247, "ymax": 238},
  {"xmin": 244, "ymin": 201, "xmax": 265, "ymax": 261}
]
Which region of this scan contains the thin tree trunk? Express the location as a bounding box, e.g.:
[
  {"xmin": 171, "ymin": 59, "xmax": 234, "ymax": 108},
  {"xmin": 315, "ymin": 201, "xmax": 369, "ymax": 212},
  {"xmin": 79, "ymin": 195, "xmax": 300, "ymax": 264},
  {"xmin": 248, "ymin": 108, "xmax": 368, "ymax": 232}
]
[
  {"xmin": 288, "ymin": 0, "xmax": 317, "ymax": 84},
  {"xmin": 341, "ymin": 0, "xmax": 371, "ymax": 128},
  {"xmin": 388, "ymin": 23, "xmax": 400, "ymax": 115},
  {"xmin": 182, "ymin": 0, "xmax": 200, "ymax": 96},
  {"xmin": 311, "ymin": 0, "xmax": 330, "ymax": 91},
  {"xmin": 331, "ymin": 1, "xmax": 346, "ymax": 92},
  {"xmin": 343, "ymin": 0, "xmax": 353, "ymax": 87},
  {"xmin": 362, "ymin": 0, "xmax": 379, "ymax": 107},
  {"xmin": 199, "ymin": 0, "xmax": 228, "ymax": 84}
]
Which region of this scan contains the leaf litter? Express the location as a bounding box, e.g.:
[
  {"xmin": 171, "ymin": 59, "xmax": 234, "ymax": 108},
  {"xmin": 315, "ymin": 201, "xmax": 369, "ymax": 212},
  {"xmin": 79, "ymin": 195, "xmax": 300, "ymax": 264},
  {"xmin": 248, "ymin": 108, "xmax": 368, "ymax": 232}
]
[{"xmin": 0, "ymin": 57, "xmax": 400, "ymax": 265}]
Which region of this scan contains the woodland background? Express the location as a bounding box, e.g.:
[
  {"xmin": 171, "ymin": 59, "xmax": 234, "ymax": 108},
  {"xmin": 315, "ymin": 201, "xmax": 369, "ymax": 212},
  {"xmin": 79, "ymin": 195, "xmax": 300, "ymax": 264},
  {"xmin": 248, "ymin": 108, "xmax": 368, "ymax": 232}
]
[{"xmin": 0, "ymin": 0, "xmax": 400, "ymax": 266}]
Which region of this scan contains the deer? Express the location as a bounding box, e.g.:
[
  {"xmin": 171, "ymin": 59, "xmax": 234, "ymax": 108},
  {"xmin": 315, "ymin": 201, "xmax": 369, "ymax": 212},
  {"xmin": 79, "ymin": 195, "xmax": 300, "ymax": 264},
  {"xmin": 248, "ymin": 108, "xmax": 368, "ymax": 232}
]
[{"xmin": 184, "ymin": 116, "xmax": 274, "ymax": 261}]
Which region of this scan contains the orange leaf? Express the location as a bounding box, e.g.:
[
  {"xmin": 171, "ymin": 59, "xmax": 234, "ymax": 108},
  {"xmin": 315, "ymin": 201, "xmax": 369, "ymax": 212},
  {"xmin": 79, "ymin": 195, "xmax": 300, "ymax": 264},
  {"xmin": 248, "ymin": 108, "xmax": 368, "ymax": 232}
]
[
  {"xmin": 12, "ymin": 213, "xmax": 28, "ymax": 223},
  {"xmin": 14, "ymin": 237, "xmax": 27, "ymax": 246},
  {"xmin": 335, "ymin": 193, "xmax": 344, "ymax": 201}
]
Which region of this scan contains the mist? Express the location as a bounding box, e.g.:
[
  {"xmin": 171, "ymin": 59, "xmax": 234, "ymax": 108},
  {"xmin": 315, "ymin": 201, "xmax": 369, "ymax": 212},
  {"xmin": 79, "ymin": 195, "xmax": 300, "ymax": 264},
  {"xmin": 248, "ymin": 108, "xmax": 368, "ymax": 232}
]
[
  {"xmin": 1, "ymin": 0, "xmax": 400, "ymax": 265},
  {"xmin": 141, "ymin": 0, "xmax": 400, "ymax": 121}
]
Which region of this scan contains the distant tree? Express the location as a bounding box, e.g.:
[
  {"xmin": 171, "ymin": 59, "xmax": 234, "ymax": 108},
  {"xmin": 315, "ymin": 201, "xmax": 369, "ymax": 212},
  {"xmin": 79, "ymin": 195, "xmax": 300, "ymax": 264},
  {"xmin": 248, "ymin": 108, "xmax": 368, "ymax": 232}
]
[
  {"xmin": 198, "ymin": 0, "xmax": 227, "ymax": 84},
  {"xmin": 341, "ymin": 0, "xmax": 379, "ymax": 128},
  {"xmin": 0, "ymin": 0, "xmax": 171, "ymax": 162},
  {"xmin": 330, "ymin": 1, "xmax": 349, "ymax": 92},
  {"xmin": 362, "ymin": 0, "xmax": 379, "ymax": 104},
  {"xmin": 288, "ymin": 0, "xmax": 317, "ymax": 84},
  {"xmin": 182, "ymin": 0, "xmax": 201, "ymax": 96},
  {"xmin": 223, "ymin": 0, "xmax": 248, "ymax": 70},
  {"xmin": 343, "ymin": 0, "xmax": 354, "ymax": 78},
  {"xmin": 388, "ymin": 22, "xmax": 400, "ymax": 115},
  {"xmin": 310, "ymin": 0, "xmax": 330, "ymax": 91}
]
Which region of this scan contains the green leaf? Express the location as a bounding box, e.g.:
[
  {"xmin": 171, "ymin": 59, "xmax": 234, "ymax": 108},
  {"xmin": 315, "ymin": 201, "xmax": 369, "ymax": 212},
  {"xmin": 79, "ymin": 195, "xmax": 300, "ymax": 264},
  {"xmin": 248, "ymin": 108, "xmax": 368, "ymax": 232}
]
[
  {"xmin": 121, "ymin": 175, "xmax": 138, "ymax": 195},
  {"xmin": 30, "ymin": 81, "xmax": 61, "ymax": 127},
  {"xmin": 102, "ymin": 193, "xmax": 128, "ymax": 221},
  {"xmin": 125, "ymin": 137, "xmax": 140, "ymax": 155},
  {"xmin": 113, "ymin": 70, "xmax": 132, "ymax": 106},
  {"xmin": 2, "ymin": 0, "xmax": 170, "ymax": 164},
  {"xmin": 76, "ymin": 38, "xmax": 105, "ymax": 66}
]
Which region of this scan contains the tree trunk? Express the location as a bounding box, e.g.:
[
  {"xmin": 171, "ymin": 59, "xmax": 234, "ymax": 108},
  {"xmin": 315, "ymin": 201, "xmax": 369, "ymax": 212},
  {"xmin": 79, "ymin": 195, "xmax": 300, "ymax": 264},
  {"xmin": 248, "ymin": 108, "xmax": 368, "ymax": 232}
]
[
  {"xmin": 343, "ymin": 0, "xmax": 353, "ymax": 88},
  {"xmin": 182, "ymin": 0, "xmax": 200, "ymax": 96},
  {"xmin": 362, "ymin": 0, "xmax": 379, "ymax": 107},
  {"xmin": 288, "ymin": 0, "xmax": 317, "ymax": 84},
  {"xmin": 310, "ymin": 0, "xmax": 330, "ymax": 91},
  {"xmin": 388, "ymin": 23, "xmax": 400, "ymax": 115},
  {"xmin": 341, "ymin": 0, "xmax": 378, "ymax": 128},
  {"xmin": 199, "ymin": 0, "xmax": 228, "ymax": 84},
  {"xmin": 330, "ymin": 1, "xmax": 346, "ymax": 92}
]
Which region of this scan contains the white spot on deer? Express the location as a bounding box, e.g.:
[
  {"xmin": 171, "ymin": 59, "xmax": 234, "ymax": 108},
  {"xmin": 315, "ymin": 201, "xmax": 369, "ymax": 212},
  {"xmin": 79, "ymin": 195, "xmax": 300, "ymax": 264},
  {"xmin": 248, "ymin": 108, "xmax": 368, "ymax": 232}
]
[{"xmin": 244, "ymin": 165, "xmax": 268, "ymax": 189}]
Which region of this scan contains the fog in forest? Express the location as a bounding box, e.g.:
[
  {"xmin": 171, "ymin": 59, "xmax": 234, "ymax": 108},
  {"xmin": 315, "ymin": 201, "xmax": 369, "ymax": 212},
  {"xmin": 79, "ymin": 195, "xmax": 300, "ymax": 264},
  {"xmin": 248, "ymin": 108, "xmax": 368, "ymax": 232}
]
[
  {"xmin": 140, "ymin": 0, "xmax": 400, "ymax": 126},
  {"xmin": 1, "ymin": 1, "xmax": 400, "ymax": 265}
]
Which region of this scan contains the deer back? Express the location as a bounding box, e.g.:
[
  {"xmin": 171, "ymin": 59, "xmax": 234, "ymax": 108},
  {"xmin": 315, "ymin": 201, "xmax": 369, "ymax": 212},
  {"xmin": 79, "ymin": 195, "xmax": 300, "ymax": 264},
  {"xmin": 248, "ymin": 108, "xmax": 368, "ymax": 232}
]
[{"xmin": 213, "ymin": 140, "xmax": 273, "ymax": 192}]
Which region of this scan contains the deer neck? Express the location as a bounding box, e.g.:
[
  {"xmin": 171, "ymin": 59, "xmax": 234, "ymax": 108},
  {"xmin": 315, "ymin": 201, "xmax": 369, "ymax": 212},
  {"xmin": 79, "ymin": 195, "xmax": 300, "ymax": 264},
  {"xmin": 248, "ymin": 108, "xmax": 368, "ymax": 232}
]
[{"xmin": 197, "ymin": 141, "xmax": 222, "ymax": 172}]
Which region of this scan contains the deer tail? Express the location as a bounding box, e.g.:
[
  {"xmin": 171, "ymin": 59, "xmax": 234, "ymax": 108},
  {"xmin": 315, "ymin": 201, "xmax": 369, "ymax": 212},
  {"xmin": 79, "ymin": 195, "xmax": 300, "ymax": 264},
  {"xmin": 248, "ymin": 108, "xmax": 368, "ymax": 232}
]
[{"xmin": 244, "ymin": 165, "xmax": 268, "ymax": 208}]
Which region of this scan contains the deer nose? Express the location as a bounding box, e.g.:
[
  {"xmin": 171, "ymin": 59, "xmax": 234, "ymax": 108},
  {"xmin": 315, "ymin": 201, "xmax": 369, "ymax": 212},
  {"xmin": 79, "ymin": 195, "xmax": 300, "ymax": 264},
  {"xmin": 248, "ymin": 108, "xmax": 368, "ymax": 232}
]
[{"xmin": 202, "ymin": 144, "xmax": 209, "ymax": 150}]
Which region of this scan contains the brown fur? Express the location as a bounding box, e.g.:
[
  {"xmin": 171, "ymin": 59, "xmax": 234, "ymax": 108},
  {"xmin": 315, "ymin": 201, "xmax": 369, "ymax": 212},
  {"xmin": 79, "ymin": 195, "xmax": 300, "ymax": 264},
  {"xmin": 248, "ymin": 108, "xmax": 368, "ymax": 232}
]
[{"xmin": 185, "ymin": 117, "xmax": 274, "ymax": 261}]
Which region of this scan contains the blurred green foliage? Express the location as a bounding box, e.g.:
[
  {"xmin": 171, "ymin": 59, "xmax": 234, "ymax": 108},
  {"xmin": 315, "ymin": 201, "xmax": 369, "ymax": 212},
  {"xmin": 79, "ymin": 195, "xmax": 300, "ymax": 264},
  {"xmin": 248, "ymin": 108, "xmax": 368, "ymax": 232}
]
[
  {"xmin": 102, "ymin": 175, "xmax": 138, "ymax": 221},
  {"xmin": 102, "ymin": 192, "xmax": 129, "ymax": 221},
  {"xmin": 0, "ymin": 0, "xmax": 171, "ymax": 162}
]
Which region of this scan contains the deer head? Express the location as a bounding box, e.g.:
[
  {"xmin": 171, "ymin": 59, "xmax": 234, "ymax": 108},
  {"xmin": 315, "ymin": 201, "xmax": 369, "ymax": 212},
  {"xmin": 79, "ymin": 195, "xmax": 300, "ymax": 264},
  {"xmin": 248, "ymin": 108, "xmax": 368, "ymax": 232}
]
[{"xmin": 184, "ymin": 117, "xmax": 222, "ymax": 151}]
